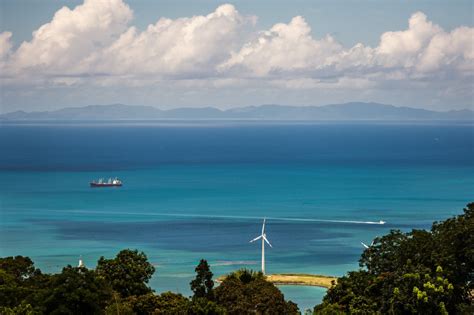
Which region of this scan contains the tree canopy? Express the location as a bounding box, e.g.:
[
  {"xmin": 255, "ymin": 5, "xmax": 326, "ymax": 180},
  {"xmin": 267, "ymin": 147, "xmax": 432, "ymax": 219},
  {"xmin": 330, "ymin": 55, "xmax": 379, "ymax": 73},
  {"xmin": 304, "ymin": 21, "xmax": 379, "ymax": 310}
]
[
  {"xmin": 39, "ymin": 266, "xmax": 112, "ymax": 315},
  {"xmin": 96, "ymin": 249, "xmax": 155, "ymax": 298},
  {"xmin": 0, "ymin": 251, "xmax": 297, "ymax": 314},
  {"xmin": 214, "ymin": 268, "xmax": 299, "ymax": 315},
  {"xmin": 190, "ymin": 259, "xmax": 214, "ymax": 300},
  {"xmin": 315, "ymin": 203, "xmax": 474, "ymax": 314}
]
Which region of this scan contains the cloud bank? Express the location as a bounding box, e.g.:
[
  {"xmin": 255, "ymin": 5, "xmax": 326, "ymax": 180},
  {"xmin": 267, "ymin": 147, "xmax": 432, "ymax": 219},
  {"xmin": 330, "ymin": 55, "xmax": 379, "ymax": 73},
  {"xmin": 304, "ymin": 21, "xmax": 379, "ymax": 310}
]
[{"xmin": 0, "ymin": 0, "xmax": 472, "ymax": 110}]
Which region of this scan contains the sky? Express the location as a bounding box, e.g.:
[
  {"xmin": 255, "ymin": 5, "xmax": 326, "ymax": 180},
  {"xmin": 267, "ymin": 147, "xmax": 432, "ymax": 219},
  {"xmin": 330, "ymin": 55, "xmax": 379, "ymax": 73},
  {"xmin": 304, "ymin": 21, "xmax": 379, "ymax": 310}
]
[{"xmin": 0, "ymin": 0, "xmax": 473, "ymax": 113}]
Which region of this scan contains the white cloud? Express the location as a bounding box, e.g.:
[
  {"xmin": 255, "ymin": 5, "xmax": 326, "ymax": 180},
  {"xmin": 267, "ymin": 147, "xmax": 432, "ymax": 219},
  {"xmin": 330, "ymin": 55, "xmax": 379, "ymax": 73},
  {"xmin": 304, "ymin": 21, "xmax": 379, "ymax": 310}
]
[
  {"xmin": 11, "ymin": 0, "xmax": 132, "ymax": 74},
  {"xmin": 417, "ymin": 26, "xmax": 474, "ymax": 74},
  {"xmin": 372, "ymin": 12, "xmax": 473, "ymax": 81},
  {"xmin": 0, "ymin": 1, "xmax": 472, "ymax": 110},
  {"xmin": 0, "ymin": 32, "xmax": 13, "ymax": 61},
  {"xmin": 219, "ymin": 16, "xmax": 343, "ymax": 76},
  {"xmin": 220, "ymin": 11, "xmax": 473, "ymax": 84},
  {"xmin": 375, "ymin": 12, "xmax": 442, "ymax": 68},
  {"xmin": 84, "ymin": 4, "xmax": 255, "ymax": 77}
]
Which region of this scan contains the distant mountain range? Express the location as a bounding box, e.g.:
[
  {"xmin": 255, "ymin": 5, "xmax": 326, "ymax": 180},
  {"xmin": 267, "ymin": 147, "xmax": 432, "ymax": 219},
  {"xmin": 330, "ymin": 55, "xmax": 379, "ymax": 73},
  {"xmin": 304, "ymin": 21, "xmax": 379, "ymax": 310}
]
[{"xmin": 1, "ymin": 103, "xmax": 473, "ymax": 121}]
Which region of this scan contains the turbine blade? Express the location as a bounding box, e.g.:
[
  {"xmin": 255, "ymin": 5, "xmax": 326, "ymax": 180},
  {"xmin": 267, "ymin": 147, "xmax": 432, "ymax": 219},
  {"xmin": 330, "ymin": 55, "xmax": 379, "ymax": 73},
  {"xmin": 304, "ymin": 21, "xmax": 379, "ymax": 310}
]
[
  {"xmin": 370, "ymin": 240, "xmax": 375, "ymax": 246},
  {"xmin": 250, "ymin": 235, "xmax": 262, "ymax": 243},
  {"xmin": 263, "ymin": 235, "xmax": 272, "ymax": 248},
  {"xmin": 262, "ymin": 218, "xmax": 266, "ymax": 235},
  {"xmin": 361, "ymin": 241, "xmax": 369, "ymax": 249}
]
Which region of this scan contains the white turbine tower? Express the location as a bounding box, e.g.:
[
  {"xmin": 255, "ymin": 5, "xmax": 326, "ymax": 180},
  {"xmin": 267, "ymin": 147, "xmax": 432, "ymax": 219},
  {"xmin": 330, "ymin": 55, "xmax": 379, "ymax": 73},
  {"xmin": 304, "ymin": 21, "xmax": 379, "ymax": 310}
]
[{"xmin": 249, "ymin": 218, "xmax": 272, "ymax": 275}]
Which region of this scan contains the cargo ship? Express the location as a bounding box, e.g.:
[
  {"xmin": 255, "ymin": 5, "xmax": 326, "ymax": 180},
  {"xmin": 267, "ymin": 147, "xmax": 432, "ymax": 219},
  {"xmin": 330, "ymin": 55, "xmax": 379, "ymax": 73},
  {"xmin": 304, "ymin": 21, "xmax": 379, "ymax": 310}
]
[{"xmin": 90, "ymin": 177, "xmax": 122, "ymax": 187}]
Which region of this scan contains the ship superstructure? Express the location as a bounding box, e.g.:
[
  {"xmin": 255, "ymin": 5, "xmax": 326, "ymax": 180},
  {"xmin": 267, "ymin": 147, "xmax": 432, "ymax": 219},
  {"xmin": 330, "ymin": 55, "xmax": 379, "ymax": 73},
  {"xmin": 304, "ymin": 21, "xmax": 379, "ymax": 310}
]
[{"xmin": 90, "ymin": 177, "xmax": 122, "ymax": 187}]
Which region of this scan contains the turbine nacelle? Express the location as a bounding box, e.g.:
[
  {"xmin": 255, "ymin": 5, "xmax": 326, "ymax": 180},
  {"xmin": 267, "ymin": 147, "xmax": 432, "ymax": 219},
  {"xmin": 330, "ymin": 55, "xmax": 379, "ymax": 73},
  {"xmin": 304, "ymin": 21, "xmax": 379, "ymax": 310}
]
[
  {"xmin": 249, "ymin": 234, "xmax": 272, "ymax": 247},
  {"xmin": 263, "ymin": 234, "xmax": 272, "ymax": 247}
]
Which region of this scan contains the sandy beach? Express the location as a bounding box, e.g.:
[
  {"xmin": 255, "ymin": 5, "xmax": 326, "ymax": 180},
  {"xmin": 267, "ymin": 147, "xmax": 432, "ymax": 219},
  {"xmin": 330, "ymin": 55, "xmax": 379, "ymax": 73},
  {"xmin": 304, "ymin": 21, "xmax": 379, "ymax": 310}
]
[{"xmin": 217, "ymin": 273, "xmax": 337, "ymax": 288}]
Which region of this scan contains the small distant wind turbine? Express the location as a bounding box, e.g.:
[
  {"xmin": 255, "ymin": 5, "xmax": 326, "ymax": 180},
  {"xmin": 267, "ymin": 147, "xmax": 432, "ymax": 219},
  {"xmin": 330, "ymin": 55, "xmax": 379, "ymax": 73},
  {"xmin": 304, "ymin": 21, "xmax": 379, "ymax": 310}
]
[
  {"xmin": 361, "ymin": 239, "xmax": 376, "ymax": 249},
  {"xmin": 249, "ymin": 218, "xmax": 272, "ymax": 275}
]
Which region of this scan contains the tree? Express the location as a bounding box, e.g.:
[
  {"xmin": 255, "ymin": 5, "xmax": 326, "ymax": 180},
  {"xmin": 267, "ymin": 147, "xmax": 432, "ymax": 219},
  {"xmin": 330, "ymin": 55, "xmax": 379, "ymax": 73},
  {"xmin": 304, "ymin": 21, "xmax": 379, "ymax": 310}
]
[
  {"xmin": 431, "ymin": 202, "xmax": 474, "ymax": 300},
  {"xmin": 314, "ymin": 203, "xmax": 474, "ymax": 314},
  {"xmin": 105, "ymin": 291, "xmax": 191, "ymax": 315},
  {"xmin": 187, "ymin": 297, "xmax": 225, "ymax": 315},
  {"xmin": 214, "ymin": 269, "xmax": 299, "ymax": 315},
  {"xmin": 117, "ymin": 292, "xmax": 190, "ymax": 315},
  {"xmin": 0, "ymin": 256, "xmax": 40, "ymax": 282},
  {"xmin": 96, "ymin": 249, "xmax": 155, "ymax": 297},
  {"xmin": 388, "ymin": 266, "xmax": 456, "ymax": 314},
  {"xmin": 0, "ymin": 302, "xmax": 36, "ymax": 315},
  {"xmin": 153, "ymin": 292, "xmax": 190, "ymax": 315},
  {"xmin": 0, "ymin": 256, "xmax": 48, "ymax": 309},
  {"xmin": 39, "ymin": 266, "xmax": 112, "ymax": 315},
  {"xmin": 104, "ymin": 292, "xmax": 135, "ymax": 315},
  {"xmin": 228, "ymin": 268, "xmax": 265, "ymax": 284},
  {"xmin": 190, "ymin": 259, "xmax": 214, "ymax": 300},
  {"xmin": 125, "ymin": 293, "xmax": 162, "ymax": 315},
  {"xmin": 314, "ymin": 270, "xmax": 380, "ymax": 314}
]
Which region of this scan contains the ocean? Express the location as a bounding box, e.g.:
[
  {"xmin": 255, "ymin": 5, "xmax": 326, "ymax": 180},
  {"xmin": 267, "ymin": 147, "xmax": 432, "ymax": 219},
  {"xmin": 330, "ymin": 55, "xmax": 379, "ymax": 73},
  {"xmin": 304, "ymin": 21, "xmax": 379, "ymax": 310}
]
[{"xmin": 1, "ymin": 121, "xmax": 473, "ymax": 311}]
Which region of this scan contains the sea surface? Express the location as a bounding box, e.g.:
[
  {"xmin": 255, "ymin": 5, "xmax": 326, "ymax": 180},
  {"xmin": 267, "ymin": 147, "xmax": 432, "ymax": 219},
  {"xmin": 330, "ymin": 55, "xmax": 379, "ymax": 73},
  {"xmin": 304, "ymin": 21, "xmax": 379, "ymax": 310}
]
[{"xmin": 1, "ymin": 121, "xmax": 473, "ymax": 311}]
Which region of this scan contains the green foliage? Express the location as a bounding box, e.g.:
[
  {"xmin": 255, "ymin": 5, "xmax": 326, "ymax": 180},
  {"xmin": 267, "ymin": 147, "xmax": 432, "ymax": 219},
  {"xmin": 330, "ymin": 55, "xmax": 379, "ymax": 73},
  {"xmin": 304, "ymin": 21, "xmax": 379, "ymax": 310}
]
[
  {"xmin": 0, "ymin": 256, "xmax": 49, "ymax": 309},
  {"xmin": 315, "ymin": 270, "xmax": 381, "ymax": 314},
  {"xmin": 187, "ymin": 297, "xmax": 225, "ymax": 315},
  {"xmin": 126, "ymin": 293, "xmax": 163, "ymax": 315},
  {"xmin": 315, "ymin": 203, "xmax": 474, "ymax": 314},
  {"xmin": 152, "ymin": 292, "xmax": 190, "ymax": 315},
  {"xmin": 313, "ymin": 303, "xmax": 345, "ymax": 315},
  {"xmin": 190, "ymin": 259, "xmax": 214, "ymax": 300},
  {"xmin": 105, "ymin": 292, "xmax": 135, "ymax": 315},
  {"xmin": 214, "ymin": 269, "xmax": 299, "ymax": 315},
  {"xmin": 0, "ymin": 250, "xmax": 157, "ymax": 314},
  {"xmin": 96, "ymin": 249, "xmax": 155, "ymax": 297},
  {"xmin": 388, "ymin": 267, "xmax": 457, "ymax": 314},
  {"xmin": 110, "ymin": 292, "xmax": 190, "ymax": 315},
  {"xmin": 0, "ymin": 256, "xmax": 40, "ymax": 282},
  {"xmin": 39, "ymin": 266, "xmax": 112, "ymax": 315},
  {"xmin": 0, "ymin": 302, "xmax": 37, "ymax": 315},
  {"xmin": 431, "ymin": 203, "xmax": 474, "ymax": 297},
  {"xmin": 226, "ymin": 268, "xmax": 265, "ymax": 284},
  {"xmin": 286, "ymin": 300, "xmax": 300, "ymax": 315}
]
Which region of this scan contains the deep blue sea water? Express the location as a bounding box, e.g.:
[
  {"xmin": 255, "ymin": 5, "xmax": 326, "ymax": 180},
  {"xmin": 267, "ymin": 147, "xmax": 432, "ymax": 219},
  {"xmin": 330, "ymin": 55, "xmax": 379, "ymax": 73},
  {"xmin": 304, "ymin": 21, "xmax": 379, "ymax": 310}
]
[{"xmin": 1, "ymin": 121, "xmax": 473, "ymax": 311}]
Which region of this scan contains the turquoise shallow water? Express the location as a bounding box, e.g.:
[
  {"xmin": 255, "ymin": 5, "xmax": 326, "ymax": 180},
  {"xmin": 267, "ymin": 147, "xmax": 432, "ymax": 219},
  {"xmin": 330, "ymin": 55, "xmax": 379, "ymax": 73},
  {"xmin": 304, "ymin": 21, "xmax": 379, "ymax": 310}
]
[{"xmin": 1, "ymin": 122, "xmax": 473, "ymax": 311}]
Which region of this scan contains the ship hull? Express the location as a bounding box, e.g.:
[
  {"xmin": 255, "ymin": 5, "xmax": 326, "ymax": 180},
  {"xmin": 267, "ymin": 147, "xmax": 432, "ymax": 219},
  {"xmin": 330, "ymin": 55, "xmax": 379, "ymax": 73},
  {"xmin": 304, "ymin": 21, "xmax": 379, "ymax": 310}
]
[{"xmin": 90, "ymin": 183, "xmax": 122, "ymax": 187}]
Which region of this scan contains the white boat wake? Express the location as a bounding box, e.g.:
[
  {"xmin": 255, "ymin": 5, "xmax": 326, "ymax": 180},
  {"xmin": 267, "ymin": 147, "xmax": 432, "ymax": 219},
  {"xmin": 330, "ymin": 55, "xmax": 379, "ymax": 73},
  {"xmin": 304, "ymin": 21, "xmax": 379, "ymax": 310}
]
[{"xmin": 51, "ymin": 209, "xmax": 387, "ymax": 225}]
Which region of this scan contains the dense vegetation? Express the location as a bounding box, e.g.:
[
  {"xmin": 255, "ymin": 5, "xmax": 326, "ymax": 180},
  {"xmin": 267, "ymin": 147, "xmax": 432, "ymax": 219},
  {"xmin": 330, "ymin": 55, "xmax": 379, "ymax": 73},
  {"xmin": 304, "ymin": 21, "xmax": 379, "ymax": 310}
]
[
  {"xmin": 314, "ymin": 203, "xmax": 474, "ymax": 314},
  {"xmin": 215, "ymin": 269, "xmax": 298, "ymax": 314},
  {"xmin": 0, "ymin": 250, "xmax": 298, "ymax": 314},
  {"xmin": 1, "ymin": 203, "xmax": 472, "ymax": 314}
]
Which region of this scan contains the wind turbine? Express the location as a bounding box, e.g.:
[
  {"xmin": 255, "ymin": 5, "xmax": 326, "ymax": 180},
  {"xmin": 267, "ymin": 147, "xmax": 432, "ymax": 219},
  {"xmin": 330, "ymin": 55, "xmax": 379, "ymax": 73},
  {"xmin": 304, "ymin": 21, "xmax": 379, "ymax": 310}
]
[
  {"xmin": 249, "ymin": 218, "xmax": 272, "ymax": 275},
  {"xmin": 361, "ymin": 239, "xmax": 376, "ymax": 249}
]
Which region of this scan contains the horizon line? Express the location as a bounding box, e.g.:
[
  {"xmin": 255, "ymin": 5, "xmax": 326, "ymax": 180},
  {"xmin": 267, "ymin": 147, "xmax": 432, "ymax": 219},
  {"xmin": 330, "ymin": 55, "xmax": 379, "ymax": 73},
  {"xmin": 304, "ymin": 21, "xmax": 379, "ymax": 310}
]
[{"xmin": 2, "ymin": 102, "xmax": 473, "ymax": 115}]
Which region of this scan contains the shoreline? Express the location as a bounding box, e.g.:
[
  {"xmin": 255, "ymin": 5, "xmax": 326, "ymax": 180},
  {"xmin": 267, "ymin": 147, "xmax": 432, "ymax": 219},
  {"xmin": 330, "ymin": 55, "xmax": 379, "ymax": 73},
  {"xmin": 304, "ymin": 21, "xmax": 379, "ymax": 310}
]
[{"xmin": 216, "ymin": 273, "xmax": 337, "ymax": 289}]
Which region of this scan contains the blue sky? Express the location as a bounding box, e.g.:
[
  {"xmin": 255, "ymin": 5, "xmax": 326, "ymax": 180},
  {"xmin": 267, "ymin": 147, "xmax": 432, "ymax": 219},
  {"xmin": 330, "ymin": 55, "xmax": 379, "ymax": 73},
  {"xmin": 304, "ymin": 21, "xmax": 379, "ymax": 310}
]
[
  {"xmin": 0, "ymin": 0, "xmax": 473, "ymax": 113},
  {"xmin": 3, "ymin": 0, "xmax": 473, "ymax": 47}
]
